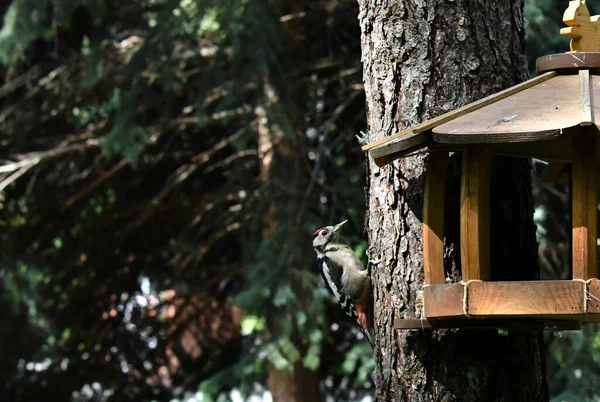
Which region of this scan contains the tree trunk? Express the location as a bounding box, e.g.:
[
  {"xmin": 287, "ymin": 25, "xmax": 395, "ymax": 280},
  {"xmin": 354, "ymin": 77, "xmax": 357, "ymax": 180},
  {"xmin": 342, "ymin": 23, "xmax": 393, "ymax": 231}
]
[{"xmin": 358, "ymin": 1, "xmax": 548, "ymax": 401}]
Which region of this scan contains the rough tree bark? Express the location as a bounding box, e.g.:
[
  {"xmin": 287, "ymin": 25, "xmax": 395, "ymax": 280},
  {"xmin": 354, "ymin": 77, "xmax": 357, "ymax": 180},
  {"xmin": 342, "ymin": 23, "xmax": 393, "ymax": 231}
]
[{"xmin": 358, "ymin": 1, "xmax": 548, "ymax": 401}]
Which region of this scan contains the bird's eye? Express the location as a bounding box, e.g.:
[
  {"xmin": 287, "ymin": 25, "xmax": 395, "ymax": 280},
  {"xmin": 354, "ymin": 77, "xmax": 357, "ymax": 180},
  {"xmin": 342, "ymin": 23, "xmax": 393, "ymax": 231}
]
[{"xmin": 321, "ymin": 230, "xmax": 328, "ymax": 236}]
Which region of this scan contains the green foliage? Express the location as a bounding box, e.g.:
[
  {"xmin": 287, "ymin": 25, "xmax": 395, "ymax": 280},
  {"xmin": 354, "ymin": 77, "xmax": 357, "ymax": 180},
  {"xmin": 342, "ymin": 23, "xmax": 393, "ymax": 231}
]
[
  {"xmin": 0, "ymin": 0, "xmax": 106, "ymax": 65},
  {"xmin": 547, "ymin": 326, "xmax": 600, "ymax": 401},
  {"xmin": 342, "ymin": 343, "xmax": 376, "ymax": 384},
  {"xmin": 0, "ymin": 0, "xmax": 51, "ymax": 65}
]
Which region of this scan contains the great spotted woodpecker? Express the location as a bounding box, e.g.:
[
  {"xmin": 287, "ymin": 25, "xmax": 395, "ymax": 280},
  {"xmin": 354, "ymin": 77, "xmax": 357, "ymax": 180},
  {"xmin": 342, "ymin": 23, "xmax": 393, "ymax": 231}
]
[{"xmin": 312, "ymin": 220, "xmax": 374, "ymax": 348}]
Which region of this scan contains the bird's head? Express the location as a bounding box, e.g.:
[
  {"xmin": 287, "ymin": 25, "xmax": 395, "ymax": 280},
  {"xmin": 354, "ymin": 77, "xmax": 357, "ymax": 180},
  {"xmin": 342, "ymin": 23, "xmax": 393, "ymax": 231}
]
[{"xmin": 312, "ymin": 220, "xmax": 347, "ymax": 250}]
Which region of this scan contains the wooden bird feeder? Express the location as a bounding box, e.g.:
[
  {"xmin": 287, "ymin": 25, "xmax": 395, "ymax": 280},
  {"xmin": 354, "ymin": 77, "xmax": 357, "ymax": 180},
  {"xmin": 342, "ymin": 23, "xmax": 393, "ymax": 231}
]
[{"xmin": 364, "ymin": 0, "xmax": 600, "ymax": 331}]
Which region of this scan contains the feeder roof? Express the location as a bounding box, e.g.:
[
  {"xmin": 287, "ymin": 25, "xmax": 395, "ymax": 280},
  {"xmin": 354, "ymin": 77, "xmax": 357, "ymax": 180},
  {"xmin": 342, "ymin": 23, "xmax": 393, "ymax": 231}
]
[
  {"xmin": 433, "ymin": 72, "xmax": 594, "ymax": 141},
  {"xmin": 362, "ymin": 67, "xmax": 600, "ymax": 167}
]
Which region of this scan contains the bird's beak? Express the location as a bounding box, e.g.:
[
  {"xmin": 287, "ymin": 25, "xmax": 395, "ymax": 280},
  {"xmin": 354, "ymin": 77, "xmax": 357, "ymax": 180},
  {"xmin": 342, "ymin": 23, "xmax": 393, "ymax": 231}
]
[{"xmin": 332, "ymin": 220, "xmax": 348, "ymax": 233}]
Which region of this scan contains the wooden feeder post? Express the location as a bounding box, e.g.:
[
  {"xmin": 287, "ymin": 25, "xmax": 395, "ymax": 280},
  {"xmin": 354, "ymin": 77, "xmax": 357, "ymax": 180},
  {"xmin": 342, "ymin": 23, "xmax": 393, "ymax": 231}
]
[
  {"xmin": 460, "ymin": 145, "xmax": 491, "ymax": 282},
  {"xmin": 362, "ymin": 0, "xmax": 600, "ymax": 330},
  {"xmin": 571, "ymin": 134, "xmax": 597, "ymax": 280},
  {"xmin": 423, "ymin": 151, "xmax": 448, "ymax": 285},
  {"xmin": 572, "ymin": 68, "xmax": 597, "ymax": 279}
]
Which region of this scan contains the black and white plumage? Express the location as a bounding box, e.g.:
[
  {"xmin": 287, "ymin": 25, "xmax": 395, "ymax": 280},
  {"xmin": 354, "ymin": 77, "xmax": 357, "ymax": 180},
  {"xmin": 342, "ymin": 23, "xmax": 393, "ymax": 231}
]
[{"xmin": 312, "ymin": 220, "xmax": 374, "ymax": 348}]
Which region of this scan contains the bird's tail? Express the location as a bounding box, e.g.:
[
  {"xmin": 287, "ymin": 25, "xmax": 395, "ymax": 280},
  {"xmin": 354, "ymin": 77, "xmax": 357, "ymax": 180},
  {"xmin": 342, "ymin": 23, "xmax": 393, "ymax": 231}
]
[
  {"xmin": 363, "ymin": 327, "xmax": 374, "ymax": 349},
  {"xmin": 356, "ymin": 298, "xmax": 374, "ymax": 349}
]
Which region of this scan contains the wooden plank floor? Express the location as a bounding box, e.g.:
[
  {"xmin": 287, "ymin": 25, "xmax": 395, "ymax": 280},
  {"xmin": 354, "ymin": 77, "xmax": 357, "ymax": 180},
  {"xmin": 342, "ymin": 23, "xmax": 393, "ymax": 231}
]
[{"xmin": 423, "ymin": 280, "xmax": 600, "ymax": 320}]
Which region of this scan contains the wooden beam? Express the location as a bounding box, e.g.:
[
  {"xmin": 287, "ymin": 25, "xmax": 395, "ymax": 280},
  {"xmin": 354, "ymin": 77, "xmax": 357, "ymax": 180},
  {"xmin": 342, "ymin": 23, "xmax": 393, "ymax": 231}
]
[
  {"xmin": 423, "ymin": 281, "xmax": 586, "ymax": 318},
  {"xmin": 423, "ymin": 284, "xmax": 464, "ymax": 318},
  {"xmin": 537, "ymin": 52, "xmax": 600, "ymax": 74},
  {"xmin": 572, "ymin": 135, "xmax": 598, "ymax": 279},
  {"xmin": 579, "ymin": 69, "xmax": 593, "ymax": 125},
  {"xmin": 587, "ymin": 279, "xmax": 600, "ymax": 313},
  {"xmin": 423, "ymin": 151, "xmax": 449, "ymax": 285},
  {"xmin": 460, "ymin": 145, "xmax": 491, "ymax": 281},
  {"xmin": 467, "ymin": 281, "xmax": 584, "ymax": 316},
  {"xmin": 369, "ymin": 131, "xmax": 429, "ymax": 162},
  {"xmin": 394, "ymin": 318, "xmax": 582, "ymax": 331},
  {"xmin": 361, "ymin": 71, "xmax": 557, "ymax": 152}
]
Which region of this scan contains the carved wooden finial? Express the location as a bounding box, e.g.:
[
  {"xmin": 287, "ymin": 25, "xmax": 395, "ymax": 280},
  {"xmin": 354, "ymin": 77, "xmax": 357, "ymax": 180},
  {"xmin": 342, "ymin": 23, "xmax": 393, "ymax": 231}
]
[{"xmin": 560, "ymin": 0, "xmax": 600, "ymax": 51}]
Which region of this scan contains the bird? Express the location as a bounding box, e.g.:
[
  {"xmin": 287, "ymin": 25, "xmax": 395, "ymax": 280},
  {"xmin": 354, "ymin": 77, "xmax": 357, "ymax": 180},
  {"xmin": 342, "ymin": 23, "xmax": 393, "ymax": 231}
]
[{"xmin": 312, "ymin": 220, "xmax": 374, "ymax": 348}]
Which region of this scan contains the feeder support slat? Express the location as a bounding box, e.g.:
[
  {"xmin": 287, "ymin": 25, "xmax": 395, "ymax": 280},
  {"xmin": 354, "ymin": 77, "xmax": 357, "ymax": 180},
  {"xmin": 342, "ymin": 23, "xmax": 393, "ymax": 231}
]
[
  {"xmin": 423, "ymin": 151, "xmax": 449, "ymax": 285},
  {"xmin": 572, "ymin": 135, "xmax": 598, "ymax": 279},
  {"xmin": 460, "ymin": 145, "xmax": 491, "ymax": 281},
  {"xmin": 579, "ymin": 69, "xmax": 593, "ymax": 125}
]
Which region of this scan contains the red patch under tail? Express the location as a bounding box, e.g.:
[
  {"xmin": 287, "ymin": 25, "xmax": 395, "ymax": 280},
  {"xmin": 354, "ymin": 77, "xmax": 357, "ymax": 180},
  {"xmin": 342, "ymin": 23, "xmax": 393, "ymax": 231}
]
[{"xmin": 355, "ymin": 299, "xmax": 371, "ymax": 330}]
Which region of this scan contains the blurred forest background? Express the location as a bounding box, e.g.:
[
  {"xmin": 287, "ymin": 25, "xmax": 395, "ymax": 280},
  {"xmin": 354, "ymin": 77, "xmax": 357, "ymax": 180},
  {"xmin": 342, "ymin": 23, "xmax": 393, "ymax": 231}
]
[{"xmin": 0, "ymin": 0, "xmax": 596, "ymax": 401}]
